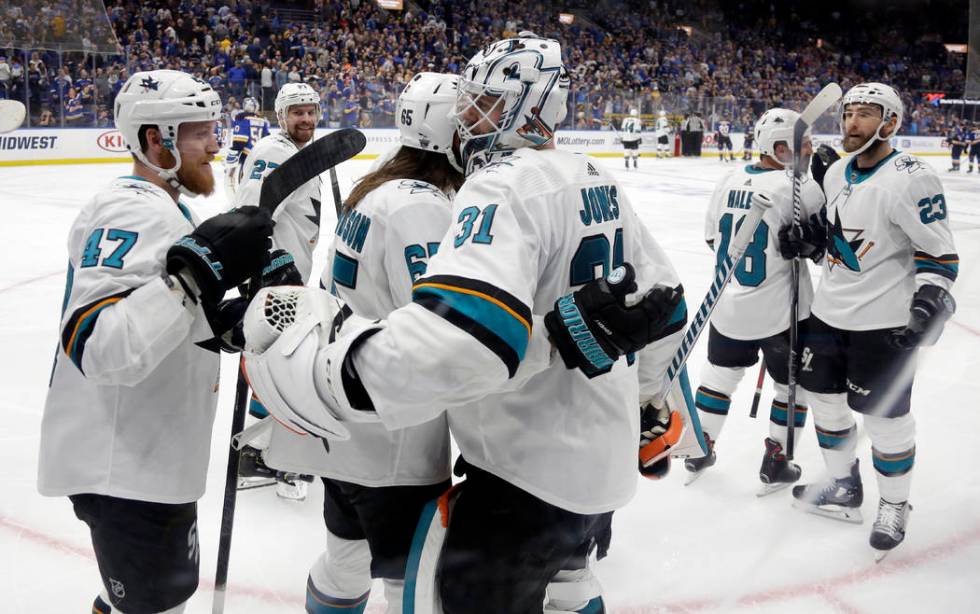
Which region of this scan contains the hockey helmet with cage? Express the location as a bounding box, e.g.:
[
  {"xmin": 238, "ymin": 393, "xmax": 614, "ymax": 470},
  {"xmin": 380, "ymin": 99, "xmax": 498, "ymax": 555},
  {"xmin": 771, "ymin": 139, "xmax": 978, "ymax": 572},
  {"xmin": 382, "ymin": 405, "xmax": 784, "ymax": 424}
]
[
  {"xmin": 274, "ymin": 83, "xmax": 321, "ymax": 131},
  {"xmin": 840, "ymin": 82, "xmax": 903, "ymax": 156},
  {"xmin": 114, "ymin": 69, "xmax": 222, "ymax": 197},
  {"xmin": 754, "ymin": 108, "xmax": 808, "ymax": 163},
  {"xmin": 243, "ymin": 96, "xmax": 260, "ymax": 114},
  {"xmin": 396, "ymin": 72, "xmax": 463, "ymax": 172},
  {"xmin": 453, "ymin": 34, "xmax": 569, "ymax": 173}
]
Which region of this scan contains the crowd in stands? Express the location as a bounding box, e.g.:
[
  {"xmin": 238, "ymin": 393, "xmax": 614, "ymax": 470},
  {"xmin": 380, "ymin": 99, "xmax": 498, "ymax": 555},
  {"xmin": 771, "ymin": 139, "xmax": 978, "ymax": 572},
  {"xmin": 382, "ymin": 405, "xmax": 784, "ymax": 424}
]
[{"xmin": 0, "ymin": 0, "xmax": 971, "ymax": 136}]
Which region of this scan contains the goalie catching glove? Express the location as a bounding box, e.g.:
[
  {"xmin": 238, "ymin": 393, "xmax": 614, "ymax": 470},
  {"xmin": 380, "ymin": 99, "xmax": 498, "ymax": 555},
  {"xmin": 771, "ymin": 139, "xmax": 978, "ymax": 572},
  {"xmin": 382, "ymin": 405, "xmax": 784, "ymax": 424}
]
[
  {"xmin": 242, "ymin": 286, "xmax": 385, "ymax": 440},
  {"xmin": 545, "ymin": 263, "xmax": 684, "ymax": 378}
]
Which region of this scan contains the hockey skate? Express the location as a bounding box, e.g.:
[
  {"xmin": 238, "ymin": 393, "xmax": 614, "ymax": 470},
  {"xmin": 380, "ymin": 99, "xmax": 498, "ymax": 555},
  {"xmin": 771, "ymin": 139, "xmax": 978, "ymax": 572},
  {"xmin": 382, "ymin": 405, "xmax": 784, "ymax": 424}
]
[
  {"xmin": 237, "ymin": 445, "xmax": 276, "ymax": 490},
  {"xmin": 870, "ymin": 498, "xmax": 912, "ymax": 562},
  {"xmin": 683, "ymin": 434, "xmax": 716, "ymax": 485},
  {"xmin": 757, "ymin": 437, "xmax": 801, "ymax": 497},
  {"xmin": 275, "ymin": 472, "xmax": 314, "ymax": 501},
  {"xmin": 791, "ymin": 460, "xmax": 863, "ymax": 523}
]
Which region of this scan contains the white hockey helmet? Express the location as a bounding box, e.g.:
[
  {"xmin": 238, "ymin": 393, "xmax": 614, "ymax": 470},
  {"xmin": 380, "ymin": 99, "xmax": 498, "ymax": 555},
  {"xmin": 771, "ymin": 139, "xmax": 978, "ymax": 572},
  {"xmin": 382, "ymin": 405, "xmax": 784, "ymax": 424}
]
[
  {"xmin": 454, "ymin": 34, "xmax": 569, "ymax": 172},
  {"xmin": 396, "ymin": 72, "xmax": 462, "ymax": 171},
  {"xmin": 275, "ymin": 82, "xmax": 321, "ymax": 131},
  {"xmin": 630, "ymin": 108, "xmax": 639, "ymax": 117},
  {"xmin": 243, "ymin": 96, "xmax": 260, "ymax": 114},
  {"xmin": 840, "ymin": 82, "xmax": 903, "ymax": 155},
  {"xmin": 658, "ymin": 109, "xmax": 666, "ymax": 118},
  {"xmin": 754, "ymin": 108, "xmax": 808, "ymax": 162},
  {"xmin": 114, "ymin": 69, "xmax": 222, "ymax": 196}
]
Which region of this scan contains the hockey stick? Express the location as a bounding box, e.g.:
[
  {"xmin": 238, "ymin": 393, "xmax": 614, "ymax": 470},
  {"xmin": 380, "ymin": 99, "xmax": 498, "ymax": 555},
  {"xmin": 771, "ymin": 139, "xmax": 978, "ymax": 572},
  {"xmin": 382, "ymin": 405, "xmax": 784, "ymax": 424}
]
[
  {"xmin": 749, "ymin": 360, "xmax": 766, "ymax": 418},
  {"xmin": 786, "ymin": 83, "xmax": 842, "ymax": 460},
  {"xmin": 0, "ymin": 100, "xmax": 26, "ymax": 133},
  {"xmin": 212, "ymin": 128, "xmax": 366, "ymax": 614},
  {"xmin": 653, "ymin": 193, "xmax": 774, "ymax": 461}
]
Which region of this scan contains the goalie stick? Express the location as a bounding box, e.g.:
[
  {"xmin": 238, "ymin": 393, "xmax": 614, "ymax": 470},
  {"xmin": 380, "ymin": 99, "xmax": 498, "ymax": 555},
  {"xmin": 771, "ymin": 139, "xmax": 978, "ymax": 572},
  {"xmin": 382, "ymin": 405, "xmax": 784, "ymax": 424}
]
[
  {"xmin": 786, "ymin": 82, "xmax": 842, "ymax": 460},
  {"xmin": 212, "ymin": 128, "xmax": 366, "ymax": 614},
  {"xmin": 0, "ymin": 100, "xmax": 26, "ymax": 133}
]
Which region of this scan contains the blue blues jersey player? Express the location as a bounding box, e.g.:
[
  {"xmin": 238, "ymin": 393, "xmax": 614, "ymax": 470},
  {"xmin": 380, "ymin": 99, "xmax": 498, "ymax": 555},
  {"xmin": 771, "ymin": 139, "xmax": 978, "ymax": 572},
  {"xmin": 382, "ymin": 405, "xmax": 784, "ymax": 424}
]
[
  {"xmin": 241, "ymin": 35, "xmax": 691, "ymax": 614},
  {"xmin": 788, "ymin": 83, "xmax": 958, "ymax": 560},
  {"xmin": 224, "ymin": 96, "xmax": 270, "ymax": 199}
]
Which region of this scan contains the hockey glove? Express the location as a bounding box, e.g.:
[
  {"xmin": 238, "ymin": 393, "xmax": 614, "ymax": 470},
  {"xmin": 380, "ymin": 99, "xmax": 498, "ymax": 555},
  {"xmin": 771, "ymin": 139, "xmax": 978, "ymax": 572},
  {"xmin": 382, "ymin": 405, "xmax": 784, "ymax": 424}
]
[
  {"xmin": 166, "ymin": 206, "xmax": 274, "ymax": 305},
  {"xmin": 638, "ymin": 402, "xmax": 683, "ymax": 480},
  {"xmin": 889, "ymin": 285, "xmax": 956, "ymax": 350},
  {"xmin": 810, "ymin": 144, "xmax": 840, "ymax": 191},
  {"xmin": 778, "ymin": 210, "xmax": 827, "ymax": 263},
  {"xmin": 239, "ymin": 248, "xmax": 304, "ymax": 296},
  {"xmin": 198, "ymin": 297, "xmax": 249, "ymax": 353},
  {"xmin": 545, "ymin": 263, "xmax": 685, "ymax": 378}
]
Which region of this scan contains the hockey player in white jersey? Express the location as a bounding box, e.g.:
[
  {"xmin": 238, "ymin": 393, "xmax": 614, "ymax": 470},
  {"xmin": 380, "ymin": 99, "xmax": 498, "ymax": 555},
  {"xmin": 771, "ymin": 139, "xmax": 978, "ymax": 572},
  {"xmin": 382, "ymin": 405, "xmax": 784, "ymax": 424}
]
[
  {"xmin": 241, "ymin": 34, "xmax": 689, "ymax": 613},
  {"xmin": 37, "ymin": 70, "xmax": 274, "ymax": 614},
  {"xmin": 223, "ymin": 95, "xmax": 270, "ymax": 200},
  {"xmin": 620, "ymin": 107, "xmax": 642, "ymax": 169},
  {"xmin": 655, "ymin": 110, "xmax": 671, "ymax": 158},
  {"xmin": 233, "ymin": 82, "xmax": 323, "ymax": 498},
  {"xmin": 260, "ymin": 72, "xmax": 463, "ymax": 614},
  {"xmin": 685, "ymin": 108, "xmax": 825, "ymax": 493},
  {"xmin": 788, "ymin": 83, "xmax": 958, "ymax": 559}
]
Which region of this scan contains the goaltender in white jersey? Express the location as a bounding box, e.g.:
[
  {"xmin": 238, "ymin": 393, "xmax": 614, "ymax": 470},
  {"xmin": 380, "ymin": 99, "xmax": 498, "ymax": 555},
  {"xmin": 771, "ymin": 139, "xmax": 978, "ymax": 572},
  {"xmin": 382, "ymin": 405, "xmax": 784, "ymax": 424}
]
[{"xmin": 243, "ymin": 35, "xmax": 689, "ymax": 613}]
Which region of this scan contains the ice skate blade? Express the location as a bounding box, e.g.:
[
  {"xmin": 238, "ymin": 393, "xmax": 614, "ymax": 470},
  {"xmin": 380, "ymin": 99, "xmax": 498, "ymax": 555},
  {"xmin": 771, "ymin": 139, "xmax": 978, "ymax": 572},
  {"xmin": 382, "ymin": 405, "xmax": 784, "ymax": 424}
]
[
  {"xmin": 873, "ymin": 548, "xmax": 893, "ymax": 563},
  {"xmin": 684, "ymin": 469, "xmax": 708, "ymax": 486},
  {"xmin": 792, "ymin": 499, "xmax": 863, "ymax": 523},
  {"xmin": 237, "ymin": 477, "xmax": 276, "ymax": 491},
  {"xmin": 756, "ymin": 482, "xmax": 793, "ymax": 497}
]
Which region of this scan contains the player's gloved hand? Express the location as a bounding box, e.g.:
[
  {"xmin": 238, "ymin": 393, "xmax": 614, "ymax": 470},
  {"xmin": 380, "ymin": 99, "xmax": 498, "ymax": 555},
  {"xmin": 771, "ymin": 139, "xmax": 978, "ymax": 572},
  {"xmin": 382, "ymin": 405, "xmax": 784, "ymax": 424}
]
[
  {"xmin": 239, "ymin": 249, "xmax": 304, "ymax": 296},
  {"xmin": 201, "ymin": 297, "xmax": 248, "ymax": 353},
  {"xmin": 545, "ymin": 263, "xmax": 685, "ymax": 378},
  {"xmin": 638, "ymin": 402, "xmax": 683, "ymax": 480},
  {"xmin": 778, "ymin": 210, "xmax": 827, "ymax": 262},
  {"xmin": 166, "ymin": 206, "xmax": 273, "ymax": 305},
  {"xmin": 810, "ymin": 144, "xmax": 840, "ymax": 190},
  {"xmin": 889, "ymin": 284, "xmax": 956, "ymax": 350}
]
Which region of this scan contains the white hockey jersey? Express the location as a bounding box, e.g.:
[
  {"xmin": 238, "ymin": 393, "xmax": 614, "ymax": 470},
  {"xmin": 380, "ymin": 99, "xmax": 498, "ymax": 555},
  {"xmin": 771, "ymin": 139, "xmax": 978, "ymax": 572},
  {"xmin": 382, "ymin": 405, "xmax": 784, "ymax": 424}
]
[
  {"xmin": 263, "ymin": 178, "xmax": 453, "ymax": 486},
  {"xmin": 621, "ymin": 117, "xmax": 643, "ymax": 142},
  {"xmin": 655, "ymin": 117, "xmax": 670, "ymax": 137},
  {"xmin": 813, "ymin": 150, "xmax": 958, "ymax": 330},
  {"xmin": 704, "ymin": 164, "xmax": 825, "ymax": 340},
  {"xmin": 353, "ymin": 148, "xmax": 687, "ymax": 514},
  {"xmin": 235, "ymin": 132, "xmax": 323, "ymax": 281},
  {"xmin": 38, "ymin": 176, "xmax": 220, "ymax": 504}
]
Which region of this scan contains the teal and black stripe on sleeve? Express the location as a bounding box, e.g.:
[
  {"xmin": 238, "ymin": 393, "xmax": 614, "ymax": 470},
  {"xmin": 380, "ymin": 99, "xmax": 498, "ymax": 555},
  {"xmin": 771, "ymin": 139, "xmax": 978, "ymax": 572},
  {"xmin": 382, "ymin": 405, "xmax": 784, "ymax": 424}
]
[
  {"xmin": 913, "ymin": 251, "xmax": 958, "ymax": 281},
  {"xmin": 60, "ymin": 288, "xmax": 134, "ymax": 373},
  {"xmin": 412, "ymin": 274, "xmax": 532, "ymax": 377}
]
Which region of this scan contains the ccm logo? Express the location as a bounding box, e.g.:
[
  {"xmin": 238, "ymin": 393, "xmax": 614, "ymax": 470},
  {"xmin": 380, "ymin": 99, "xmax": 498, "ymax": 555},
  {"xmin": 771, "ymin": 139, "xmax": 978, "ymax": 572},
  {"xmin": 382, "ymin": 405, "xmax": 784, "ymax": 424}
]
[{"xmin": 97, "ymin": 130, "xmax": 128, "ymax": 152}]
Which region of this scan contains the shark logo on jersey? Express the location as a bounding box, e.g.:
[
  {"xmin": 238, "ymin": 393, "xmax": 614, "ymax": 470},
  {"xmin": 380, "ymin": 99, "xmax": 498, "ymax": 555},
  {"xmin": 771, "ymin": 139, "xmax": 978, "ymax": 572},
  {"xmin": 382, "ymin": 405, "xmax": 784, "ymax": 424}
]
[
  {"xmin": 894, "ymin": 155, "xmax": 924, "ymax": 175},
  {"xmin": 516, "ymin": 107, "xmax": 555, "ymax": 146},
  {"xmin": 827, "ymin": 209, "xmax": 869, "ymax": 272},
  {"xmin": 398, "ymin": 179, "xmax": 442, "ymax": 196}
]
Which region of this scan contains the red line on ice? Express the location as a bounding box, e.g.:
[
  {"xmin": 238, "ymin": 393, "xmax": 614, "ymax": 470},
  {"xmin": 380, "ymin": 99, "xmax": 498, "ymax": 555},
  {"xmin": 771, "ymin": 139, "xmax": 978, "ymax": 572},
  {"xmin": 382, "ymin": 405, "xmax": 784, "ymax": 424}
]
[{"xmin": 3, "ymin": 517, "xmax": 979, "ymax": 612}]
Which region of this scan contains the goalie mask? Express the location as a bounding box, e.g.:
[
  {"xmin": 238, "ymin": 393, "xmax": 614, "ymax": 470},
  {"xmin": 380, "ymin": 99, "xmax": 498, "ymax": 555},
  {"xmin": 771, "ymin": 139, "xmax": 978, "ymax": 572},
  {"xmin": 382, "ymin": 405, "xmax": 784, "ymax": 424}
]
[
  {"xmin": 114, "ymin": 70, "xmax": 222, "ymax": 197},
  {"xmin": 396, "ymin": 72, "xmax": 463, "ymax": 172},
  {"xmin": 840, "ymin": 82, "xmax": 903, "ymax": 157},
  {"xmin": 243, "ymin": 96, "xmax": 260, "ymax": 114},
  {"xmin": 453, "ymin": 35, "xmax": 569, "ymax": 173},
  {"xmin": 754, "ymin": 108, "xmax": 808, "ymax": 165}
]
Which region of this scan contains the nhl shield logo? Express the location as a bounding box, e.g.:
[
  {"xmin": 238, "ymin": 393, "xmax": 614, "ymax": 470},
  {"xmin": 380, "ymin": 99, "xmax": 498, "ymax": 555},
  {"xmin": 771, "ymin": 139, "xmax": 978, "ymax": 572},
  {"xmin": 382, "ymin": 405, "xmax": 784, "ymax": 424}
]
[{"xmin": 109, "ymin": 577, "xmax": 126, "ymax": 599}]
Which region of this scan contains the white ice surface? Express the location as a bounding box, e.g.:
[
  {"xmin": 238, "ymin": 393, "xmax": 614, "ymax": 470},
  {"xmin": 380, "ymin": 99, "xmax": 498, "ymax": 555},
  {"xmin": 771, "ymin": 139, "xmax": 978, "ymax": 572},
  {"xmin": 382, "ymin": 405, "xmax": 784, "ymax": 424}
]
[{"xmin": 1, "ymin": 154, "xmax": 978, "ymax": 613}]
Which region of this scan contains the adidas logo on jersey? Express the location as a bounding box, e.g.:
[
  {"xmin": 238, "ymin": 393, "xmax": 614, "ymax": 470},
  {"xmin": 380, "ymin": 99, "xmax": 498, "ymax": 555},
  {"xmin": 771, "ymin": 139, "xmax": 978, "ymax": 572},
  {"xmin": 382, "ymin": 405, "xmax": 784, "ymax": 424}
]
[
  {"xmin": 587, "ymin": 162, "xmax": 600, "ymax": 176},
  {"xmin": 744, "ymin": 179, "xmax": 752, "ymax": 186}
]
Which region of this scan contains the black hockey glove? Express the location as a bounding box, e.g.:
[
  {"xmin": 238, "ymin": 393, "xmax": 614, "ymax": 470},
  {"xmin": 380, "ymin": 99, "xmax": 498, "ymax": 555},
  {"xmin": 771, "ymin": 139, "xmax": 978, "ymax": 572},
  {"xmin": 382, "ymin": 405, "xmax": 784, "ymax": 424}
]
[
  {"xmin": 239, "ymin": 248, "xmax": 304, "ymax": 296},
  {"xmin": 810, "ymin": 144, "xmax": 840, "ymax": 191},
  {"xmin": 198, "ymin": 297, "xmax": 248, "ymax": 353},
  {"xmin": 545, "ymin": 263, "xmax": 685, "ymax": 378},
  {"xmin": 889, "ymin": 285, "xmax": 956, "ymax": 350},
  {"xmin": 778, "ymin": 209, "xmax": 827, "ymax": 263},
  {"xmin": 166, "ymin": 206, "xmax": 274, "ymax": 305}
]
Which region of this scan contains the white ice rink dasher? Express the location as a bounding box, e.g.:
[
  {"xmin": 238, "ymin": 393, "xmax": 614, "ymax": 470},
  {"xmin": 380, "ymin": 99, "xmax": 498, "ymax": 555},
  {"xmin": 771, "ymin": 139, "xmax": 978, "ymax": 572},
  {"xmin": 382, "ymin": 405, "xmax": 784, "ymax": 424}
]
[{"xmin": 1, "ymin": 154, "xmax": 978, "ymax": 613}]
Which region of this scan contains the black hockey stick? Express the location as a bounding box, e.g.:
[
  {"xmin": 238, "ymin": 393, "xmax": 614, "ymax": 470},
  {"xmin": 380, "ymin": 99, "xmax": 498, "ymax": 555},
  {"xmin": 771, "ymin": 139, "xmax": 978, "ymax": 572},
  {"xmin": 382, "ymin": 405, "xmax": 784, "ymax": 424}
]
[
  {"xmin": 786, "ymin": 83, "xmax": 841, "ymax": 460},
  {"xmin": 749, "ymin": 359, "xmax": 765, "ymax": 418},
  {"xmin": 212, "ymin": 128, "xmax": 366, "ymax": 614},
  {"xmin": 329, "ymin": 165, "xmax": 344, "ymax": 215}
]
